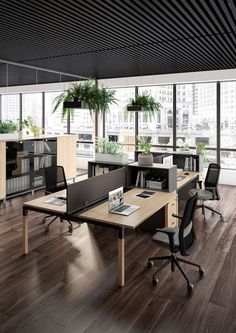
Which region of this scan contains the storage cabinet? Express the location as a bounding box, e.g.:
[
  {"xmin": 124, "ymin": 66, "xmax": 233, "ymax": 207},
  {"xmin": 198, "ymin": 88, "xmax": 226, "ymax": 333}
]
[
  {"xmin": 88, "ymin": 160, "xmax": 129, "ymax": 178},
  {"xmin": 134, "ymin": 150, "xmax": 203, "ymax": 172},
  {"xmin": 0, "ymin": 135, "xmax": 76, "ymax": 202},
  {"xmin": 166, "ymin": 196, "xmax": 178, "ymax": 227},
  {"xmin": 127, "ymin": 162, "xmax": 177, "ymax": 193}
]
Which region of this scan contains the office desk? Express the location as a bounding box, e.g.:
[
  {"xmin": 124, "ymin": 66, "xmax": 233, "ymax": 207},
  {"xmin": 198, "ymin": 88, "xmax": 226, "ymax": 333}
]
[
  {"xmin": 23, "ymin": 188, "xmax": 176, "ymax": 287},
  {"xmin": 177, "ymin": 171, "xmax": 200, "ymax": 190}
]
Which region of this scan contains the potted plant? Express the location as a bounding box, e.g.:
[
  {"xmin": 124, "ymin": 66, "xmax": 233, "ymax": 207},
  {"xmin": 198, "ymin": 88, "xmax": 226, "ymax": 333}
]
[
  {"xmin": 52, "ymin": 79, "xmax": 117, "ymax": 119},
  {"xmin": 138, "ymin": 137, "xmax": 153, "ymax": 166},
  {"xmin": 196, "ymin": 142, "xmax": 207, "ymax": 161},
  {"xmin": 126, "ymin": 92, "xmax": 161, "ymax": 120},
  {"xmin": 177, "ymin": 139, "xmax": 190, "ymax": 151},
  {"xmin": 25, "ymin": 116, "xmax": 44, "ymax": 137},
  {"xmin": 95, "ymin": 138, "xmax": 129, "ymax": 164},
  {"xmin": 0, "ymin": 120, "xmax": 18, "ymax": 134}
]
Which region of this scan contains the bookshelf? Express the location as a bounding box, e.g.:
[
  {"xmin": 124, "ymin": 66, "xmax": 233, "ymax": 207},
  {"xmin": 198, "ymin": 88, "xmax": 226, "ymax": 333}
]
[
  {"xmin": 126, "ymin": 162, "xmax": 177, "ymax": 193},
  {"xmin": 88, "ymin": 160, "xmax": 130, "ymax": 178},
  {"xmin": 0, "ymin": 135, "xmax": 76, "ymax": 203},
  {"xmin": 134, "ymin": 150, "xmax": 203, "ymax": 172}
]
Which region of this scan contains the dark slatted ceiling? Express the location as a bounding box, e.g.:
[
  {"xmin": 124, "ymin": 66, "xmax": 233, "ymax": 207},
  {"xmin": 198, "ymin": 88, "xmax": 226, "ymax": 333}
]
[{"xmin": 0, "ymin": 0, "xmax": 235, "ymax": 86}]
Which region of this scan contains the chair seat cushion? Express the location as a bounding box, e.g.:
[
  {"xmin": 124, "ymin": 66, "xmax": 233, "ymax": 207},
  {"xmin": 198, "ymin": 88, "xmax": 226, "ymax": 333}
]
[
  {"xmin": 152, "ymin": 222, "xmax": 193, "ymax": 248},
  {"xmin": 152, "ymin": 227, "xmax": 180, "ymax": 247},
  {"xmin": 189, "ymin": 188, "xmax": 213, "ymax": 200}
]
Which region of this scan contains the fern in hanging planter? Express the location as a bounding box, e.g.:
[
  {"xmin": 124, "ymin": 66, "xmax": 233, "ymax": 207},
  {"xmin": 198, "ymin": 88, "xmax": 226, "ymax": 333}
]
[
  {"xmin": 52, "ymin": 79, "xmax": 117, "ymax": 120},
  {"xmin": 126, "ymin": 92, "xmax": 161, "ymax": 121}
]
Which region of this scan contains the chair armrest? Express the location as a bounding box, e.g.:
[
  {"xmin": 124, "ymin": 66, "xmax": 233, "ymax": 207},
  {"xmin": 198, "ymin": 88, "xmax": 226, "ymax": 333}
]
[
  {"xmin": 155, "ymin": 228, "xmax": 176, "ymax": 251},
  {"xmin": 195, "ymin": 180, "xmax": 203, "ymax": 189},
  {"xmin": 172, "ymin": 214, "xmax": 183, "ymax": 220}
]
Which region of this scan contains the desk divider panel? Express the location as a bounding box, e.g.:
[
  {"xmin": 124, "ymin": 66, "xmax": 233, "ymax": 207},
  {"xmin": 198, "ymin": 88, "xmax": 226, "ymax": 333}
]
[{"xmin": 67, "ymin": 166, "xmax": 127, "ymax": 214}]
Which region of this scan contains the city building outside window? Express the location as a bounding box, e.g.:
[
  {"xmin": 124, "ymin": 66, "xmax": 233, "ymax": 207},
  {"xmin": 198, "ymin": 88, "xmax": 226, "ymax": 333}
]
[
  {"xmin": 1, "ymin": 94, "xmax": 19, "ymax": 121},
  {"xmin": 22, "ymin": 93, "xmax": 42, "ymax": 127},
  {"xmin": 138, "ymin": 85, "xmax": 173, "ymax": 148},
  {"xmin": 220, "ymin": 81, "xmax": 236, "ymax": 169},
  {"xmin": 176, "ymin": 83, "xmax": 217, "ymax": 164},
  {"xmin": 45, "ymin": 92, "xmax": 67, "ymax": 135},
  {"xmin": 105, "ymin": 87, "xmax": 135, "ymax": 159}
]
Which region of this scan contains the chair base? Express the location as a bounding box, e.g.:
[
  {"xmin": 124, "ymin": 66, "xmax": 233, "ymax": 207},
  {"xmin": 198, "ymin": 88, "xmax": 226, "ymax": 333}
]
[
  {"xmin": 200, "ymin": 203, "xmax": 224, "ymax": 222},
  {"xmin": 148, "ymin": 253, "xmax": 204, "ymax": 294},
  {"xmin": 44, "ymin": 216, "xmax": 73, "ymax": 233}
]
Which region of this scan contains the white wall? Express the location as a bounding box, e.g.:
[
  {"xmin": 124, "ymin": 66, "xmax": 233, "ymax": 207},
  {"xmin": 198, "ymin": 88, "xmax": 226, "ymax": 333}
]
[
  {"xmin": 0, "ymin": 68, "xmax": 235, "ymax": 94},
  {"xmin": 99, "ymin": 68, "xmax": 236, "ymax": 88},
  {"xmin": 220, "ymin": 169, "xmax": 236, "ymax": 186}
]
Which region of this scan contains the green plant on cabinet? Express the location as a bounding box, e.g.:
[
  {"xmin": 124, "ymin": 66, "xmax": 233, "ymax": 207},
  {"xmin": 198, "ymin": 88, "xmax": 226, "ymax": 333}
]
[
  {"xmin": 138, "ymin": 137, "xmax": 152, "ymax": 155},
  {"xmin": 95, "ymin": 138, "xmax": 128, "ymax": 163},
  {"xmin": 196, "ymin": 142, "xmax": 207, "ymax": 161},
  {"xmin": 137, "ymin": 137, "xmax": 153, "ymax": 166},
  {"xmin": 0, "ymin": 120, "xmax": 18, "ymax": 133}
]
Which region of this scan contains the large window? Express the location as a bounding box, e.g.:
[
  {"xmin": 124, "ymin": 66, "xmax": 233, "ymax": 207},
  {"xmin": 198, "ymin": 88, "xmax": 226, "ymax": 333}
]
[
  {"xmin": 176, "ymin": 83, "xmax": 217, "ymax": 148},
  {"xmin": 45, "ymin": 92, "xmax": 67, "ymax": 134},
  {"xmin": 1, "ymin": 79, "xmax": 236, "ymax": 170},
  {"xmin": 1, "ymin": 94, "xmax": 19, "ymax": 121},
  {"xmin": 138, "ymin": 85, "xmax": 173, "ymax": 147},
  {"xmin": 220, "ymin": 81, "xmax": 236, "ymax": 169},
  {"xmin": 105, "ymin": 87, "xmax": 135, "ymax": 158},
  {"xmin": 70, "ymin": 109, "xmax": 94, "ymax": 162},
  {"xmin": 22, "ymin": 93, "xmax": 42, "ymax": 126}
]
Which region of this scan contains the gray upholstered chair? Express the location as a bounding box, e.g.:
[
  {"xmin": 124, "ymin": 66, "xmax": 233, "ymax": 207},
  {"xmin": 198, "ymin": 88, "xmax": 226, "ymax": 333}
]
[{"xmin": 189, "ymin": 163, "xmax": 223, "ymax": 222}]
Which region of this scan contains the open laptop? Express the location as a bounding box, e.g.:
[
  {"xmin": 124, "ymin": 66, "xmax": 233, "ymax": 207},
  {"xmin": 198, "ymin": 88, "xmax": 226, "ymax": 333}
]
[{"xmin": 108, "ymin": 186, "xmax": 140, "ymax": 216}]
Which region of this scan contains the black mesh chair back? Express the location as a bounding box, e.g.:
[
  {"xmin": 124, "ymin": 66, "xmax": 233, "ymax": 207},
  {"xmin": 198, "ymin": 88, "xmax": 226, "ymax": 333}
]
[
  {"xmin": 204, "ymin": 163, "xmax": 221, "ymax": 200},
  {"xmin": 179, "ymin": 194, "xmax": 198, "ymax": 256},
  {"xmin": 45, "ymin": 165, "xmax": 67, "ymax": 194}
]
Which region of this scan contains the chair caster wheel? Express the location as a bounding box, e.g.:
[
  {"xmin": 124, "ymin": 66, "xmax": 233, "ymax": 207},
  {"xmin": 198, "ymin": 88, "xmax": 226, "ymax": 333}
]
[
  {"xmin": 68, "ymin": 226, "xmax": 73, "ymax": 233},
  {"xmin": 152, "ymin": 278, "xmax": 158, "ymax": 286},
  {"xmin": 199, "ymin": 268, "xmax": 204, "ymax": 278},
  {"xmin": 45, "ymin": 227, "xmax": 49, "ymax": 232},
  {"xmin": 187, "ymin": 283, "xmax": 194, "ymax": 294},
  {"xmin": 147, "ymin": 260, "xmax": 154, "ymax": 268}
]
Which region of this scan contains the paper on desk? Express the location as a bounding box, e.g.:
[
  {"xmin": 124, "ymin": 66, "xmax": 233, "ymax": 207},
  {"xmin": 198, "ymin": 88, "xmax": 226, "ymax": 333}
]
[{"xmin": 44, "ymin": 197, "xmax": 66, "ymax": 206}]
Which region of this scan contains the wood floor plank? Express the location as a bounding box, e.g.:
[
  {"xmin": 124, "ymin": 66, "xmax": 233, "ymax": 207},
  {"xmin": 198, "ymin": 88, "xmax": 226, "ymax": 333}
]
[{"xmin": 1, "ymin": 185, "xmax": 236, "ymax": 333}]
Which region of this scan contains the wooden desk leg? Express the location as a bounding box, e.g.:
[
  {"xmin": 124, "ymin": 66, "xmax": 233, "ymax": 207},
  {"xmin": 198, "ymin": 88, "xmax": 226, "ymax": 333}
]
[
  {"xmin": 23, "ymin": 207, "xmax": 29, "ymax": 255},
  {"xmin": 118, "ymin": 227, "xmax": 125, "ymax": 287},
  {"xmin": 164, "ymin": 204, "xmax": 168, "ymax": 228}
]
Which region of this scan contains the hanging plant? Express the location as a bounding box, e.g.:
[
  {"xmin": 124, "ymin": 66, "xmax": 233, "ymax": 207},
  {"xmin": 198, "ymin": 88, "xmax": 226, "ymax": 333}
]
[
  {"xmin": 52, "ymin": 79, "xmax": 117, "ymax": 119},
  {"xmin": 126, "ymin": 92, "xmax": 161, "ymax": 121}
]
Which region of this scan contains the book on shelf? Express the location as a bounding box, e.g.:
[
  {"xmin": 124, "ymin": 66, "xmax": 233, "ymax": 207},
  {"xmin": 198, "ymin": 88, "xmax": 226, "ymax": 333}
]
[
  {"xmin": 140, "ymin": 170, "xmax": 150, "ymax": 188},
  {"xmin": 184, "ymin": 156, "xmax": 197, "ymax": 172},
  {"xmin": 135, "ymin": 171, "xmax": 141, "ymax": 187}
]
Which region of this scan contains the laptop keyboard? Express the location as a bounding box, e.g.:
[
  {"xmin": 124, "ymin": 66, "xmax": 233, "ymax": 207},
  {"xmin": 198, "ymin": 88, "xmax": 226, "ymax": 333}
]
[{"xmin": 113, "ymin": 204, "xmax": 130, "ymax": 212}]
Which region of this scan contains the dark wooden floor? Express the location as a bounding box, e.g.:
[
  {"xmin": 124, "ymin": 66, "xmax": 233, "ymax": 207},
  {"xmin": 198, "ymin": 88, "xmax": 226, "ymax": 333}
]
[{"xmin": 1, "ymin": 185, "xmax": 236, "ymax": 333}]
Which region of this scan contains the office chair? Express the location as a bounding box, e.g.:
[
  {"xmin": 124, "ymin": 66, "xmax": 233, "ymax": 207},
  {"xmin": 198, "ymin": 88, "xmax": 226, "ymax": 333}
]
[
  {"xmin": 148, "ymin": 194, "xmax": 204, "ymax": 294},
  {"xmin": 189, "ymin": 163, "xmax": 223, "ymax": 222},
  {"xmin": 42, "ymin": 165, "xmax": 73, "ymax": 233}
]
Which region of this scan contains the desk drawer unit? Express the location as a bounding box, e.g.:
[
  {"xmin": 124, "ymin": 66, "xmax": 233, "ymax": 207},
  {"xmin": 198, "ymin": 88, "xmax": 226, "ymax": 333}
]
[{"xmin": 167, "ymin": 196, "xmax": 178, "ymax": 227}]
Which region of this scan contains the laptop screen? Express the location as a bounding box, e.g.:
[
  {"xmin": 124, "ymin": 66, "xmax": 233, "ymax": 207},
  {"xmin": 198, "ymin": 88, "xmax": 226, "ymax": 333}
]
[{"xmin": 108, "ymin": 186, "xmax": 124, "ymax": 212}]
